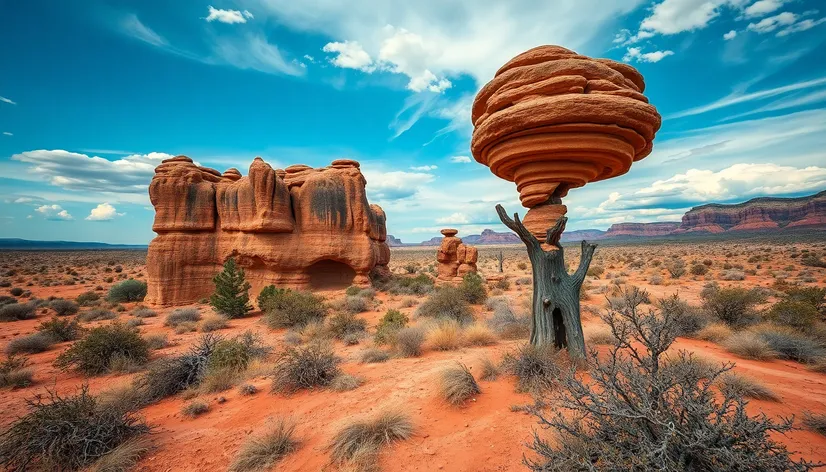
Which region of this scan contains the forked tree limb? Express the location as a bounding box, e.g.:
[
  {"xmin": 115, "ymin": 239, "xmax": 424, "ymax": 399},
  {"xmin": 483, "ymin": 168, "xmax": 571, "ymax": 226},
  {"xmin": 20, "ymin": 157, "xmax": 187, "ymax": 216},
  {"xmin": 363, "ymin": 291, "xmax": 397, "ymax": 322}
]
[
  {"xmin": 572, "ymin": 239, "xmax": 598, "ymax": 285},
  {"xmin": 495, "ymin": 204, "xmax": 540, "ymax": 251}
]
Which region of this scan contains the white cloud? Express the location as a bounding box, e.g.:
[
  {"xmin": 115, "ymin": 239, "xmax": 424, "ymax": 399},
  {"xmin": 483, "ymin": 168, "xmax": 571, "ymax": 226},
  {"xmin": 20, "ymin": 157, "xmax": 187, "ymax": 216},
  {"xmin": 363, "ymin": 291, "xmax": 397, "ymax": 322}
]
[
  {"xmin": 12, "ymin": 150, "xmax": 174, "ymax": 197},
  {"xmin": 724, "ymin": 29, "xmax": 738, "ymax": 39},
  {"xmin": 36, "ymin": 204, "xmax": 73, "ymax": 221},
  {"xmin": 13, "ymin": 197, "xmax": 35, "ymax": 204},
  {"xmin": 2, "ymin": 131, "xmax": 12, "ymax": 136},
  {"xmin": 0, "ymin": 96, "xmax": 15, "ymax": 105},
  {"xmin": 742, "ymin": 0, "xmax": 787, "ymax": 18},
  {"xmin": 450, "ymin": 156, "xmax": 471, "ymax": 163},
  {"xmin": 86, "ymin": 202, "xmax": 124, "ymax": 221},
  {"xmin": 623, "ymin": 47, "xmax": 674, "ymax": 63},
  {"xmin": 121, "ymin": 14, "xmax": 167, "ymax": 47},
  {"xmin": 669, "ymin": 75, "xmax": 826, "ymax": 119},
  {"xmin": 303, "ymin": 54, "xmax": 315, "ymax": 63},
  {"xmin": 436, "ymin": 212, "xmax": 470, "ymax": 224},
  {"xmin": 205, "ymin": 6, "xmax": 254, "ymax": 24},
  {"xmin": 747, "ymin": 11, "xmax": 797, "ymax": 33},
  {"xmin": 322, "ymin": 41, "xmax": 374, "ymax": 71},
  {"xmin": 362, "ymin": 168, "xmax": 435, "ymax": 201},
  {"xmin": 410, "ymin": 165, "xmax": 438, "ymax": 171},
  {"xmin": 638, "ymin": 0, "xmax": 742, "ymax": 35},
  {"xmin": 776, "ymin": 17, "xmax": 826, "ymax": 36},
  {"xmin": 211, "ymin": 34, "xmax": 305, "ymax": 76}
]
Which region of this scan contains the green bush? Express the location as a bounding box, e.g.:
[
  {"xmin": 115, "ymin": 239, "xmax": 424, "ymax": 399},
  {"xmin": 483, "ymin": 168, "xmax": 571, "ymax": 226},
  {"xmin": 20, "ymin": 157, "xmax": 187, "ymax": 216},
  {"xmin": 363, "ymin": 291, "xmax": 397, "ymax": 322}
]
[
  {"xmin": 264, "ymin": 290, "xmax": 327, "ymax": 329},
  {"xmin": 210, "ymin": 258, "xmax": 252, "ymax": 319},
  {"xmin": 378, "ymin": 273, "xmax": 434, "ymax": 295},
  {"xmin": 37, "ymin": 317, "xmax": 84, "ymax": 342},
  {"xmin": 55, "ymin": 323, "xmax": 149, "ymax": 375},
  {"xmin": 458, "ymin": 272, "xmax": 487, "ymax": 304},
  {"xmin": 0, "ymin": 386, "xmax": 149, "ymax": 471},
  {"xmin": 50, "ymin": 299, "xmax": 80, "ymax": 316},
  {"xmin": 327, "ymin": 313, "xmax": 367, "ymax": 340},
  {"xmin": 783, "ymin": 287, "xmax": 825, "ymax": 314},
  {"xmin": 77, "ymin": 308, "xmax": 117, "ymax": 322},
  {"xmin": 257, "ymin": 285, "xmax": 291, "ymax": 311},
  {"xmin": 75, "ymin": 291, "xmax": 100, "ymax": 306},
  {"xmin": 374, "ymin": 309, "xmax": 409, "ymax": 345},
  {"xmin": 702, "ymin": 287, "xmax": 765, "ymax": 327},
  {"xmin": 416, "ymin": 287, "xmax": 473, "ymax": 323},
  {"xmin": 107, "ymin": 280, "xmax": 147, "ymax": 303},
  {"xmin": 766, "ymin": 300, "xmax": 820, "ymax": 330},
  {"xmin": 657, "ymin": 294, "xmax": 707, "ymax": 336},
  {"xmin": 0, "ymin": 302, "xmax": 37, "ymax": 322},
  {"xmin": 6, "ymin": 333, "xmax": 55, "ymax": 355}
]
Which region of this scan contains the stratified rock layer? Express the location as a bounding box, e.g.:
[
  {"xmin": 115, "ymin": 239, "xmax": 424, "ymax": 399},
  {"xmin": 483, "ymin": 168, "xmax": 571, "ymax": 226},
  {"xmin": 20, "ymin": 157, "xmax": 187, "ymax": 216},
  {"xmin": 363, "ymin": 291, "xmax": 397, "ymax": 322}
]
[
  {"xmin": 678, "ymin": 191, "xmax": 826, "ymax": 233},
  {"xmin": 436, "ymin": 229, "xmax": 478, "ymax": 281},
  {"xmin": 147, "ymin": 156, "xmax": 390, "ymax": 306}
]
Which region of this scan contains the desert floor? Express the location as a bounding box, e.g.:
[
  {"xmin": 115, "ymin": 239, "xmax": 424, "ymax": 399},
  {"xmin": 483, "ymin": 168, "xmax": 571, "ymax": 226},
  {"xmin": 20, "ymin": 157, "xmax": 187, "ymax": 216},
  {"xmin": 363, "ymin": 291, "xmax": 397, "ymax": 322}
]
[{"xmin": 2, "ymin": 239, "xmax": 826, "ymax": 471}]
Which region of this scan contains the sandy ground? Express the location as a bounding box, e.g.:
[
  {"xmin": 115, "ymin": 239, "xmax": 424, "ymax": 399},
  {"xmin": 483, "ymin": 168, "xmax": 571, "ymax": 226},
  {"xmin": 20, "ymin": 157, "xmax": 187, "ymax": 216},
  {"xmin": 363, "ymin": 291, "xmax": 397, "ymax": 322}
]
[{"xmin": 1, "ymin": 240, "xmax": 826, "ymax": 471}]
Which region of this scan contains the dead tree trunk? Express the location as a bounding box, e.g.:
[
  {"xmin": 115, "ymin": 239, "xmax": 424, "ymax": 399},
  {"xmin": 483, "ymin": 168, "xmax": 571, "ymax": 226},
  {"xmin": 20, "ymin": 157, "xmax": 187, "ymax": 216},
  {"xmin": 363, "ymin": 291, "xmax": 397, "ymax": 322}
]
[
  {"xmin": 495, "ymin": 204, "xmax": 596, "ymax": 360},
  {"xmin": 497, "ymin": 250, "xmax": 504, "ymax": 273}
]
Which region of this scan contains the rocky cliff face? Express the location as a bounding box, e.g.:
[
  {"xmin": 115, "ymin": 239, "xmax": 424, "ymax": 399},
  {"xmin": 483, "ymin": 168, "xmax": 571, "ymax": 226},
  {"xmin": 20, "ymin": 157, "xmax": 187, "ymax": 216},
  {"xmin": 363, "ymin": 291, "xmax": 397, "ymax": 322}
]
[
  {"xmin": 386, "ymin": 235, "xmax": 405, "ymax": 247},
  {"xmin": 604, "ymin": 222, "xmax": 681, "ymax": 238},
  {"xmin": 147, "ymin": 156, "xmax": 390, "ymax": 307},
  {"xmin": 678, "ymin": 191, "xmax": 826, "ymax": 233}
]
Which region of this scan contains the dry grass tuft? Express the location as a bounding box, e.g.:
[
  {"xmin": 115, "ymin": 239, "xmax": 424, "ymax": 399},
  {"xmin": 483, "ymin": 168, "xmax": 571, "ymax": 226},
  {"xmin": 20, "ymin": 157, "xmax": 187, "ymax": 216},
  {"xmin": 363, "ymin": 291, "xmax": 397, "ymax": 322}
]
[
  {"xmin": 803, "ymin": 412, "xmax": 826, "ymax": 437},
  {"xmin": 722, "ymin": 332, "xmax": 777, "ymax": 361},
  {"xmin": 329, "ymin": 410, "xmax": 413, "ymax": 470},
  {"xmin": 439, "ymin": 363, "xmax": 481, "ymax": 406},
  {"xmin": 360, "ymin": 348, "xmax": 390, "ymax": 364},
  {"xmin": 89, "ymin": 437, "xmax": 151, "ymax": 472},
  {"xmin": 229, "ymin": 419, "xmax": 299, "ymax": 472},
  {"xmin": 181, "ymin": 401, "xmax": 209, "ymax": 418},
  {"xmin": 584, "ymin": 325, "xmax": 615, "ymax": 345},
  {"xmin": 426, "ymin": 319, "xmax": 463, "ymax": 351},
  {"xmin": 329, "ymin": 373, "xmax": 365, "ymax": 392},
  {"xmin": 715, "ymin": 372, "xmax": 779, "ymax": 401},
  {"xmin": 694, "ymin": 322, "xmax": 733, "ymax": 343},
  {"xmin": 394, "ymin": 327, "xmax": 426, "ymax": 357},
  {"xmin": 463, "ymin": 323, "xmax": 498, "ymax": 346}
]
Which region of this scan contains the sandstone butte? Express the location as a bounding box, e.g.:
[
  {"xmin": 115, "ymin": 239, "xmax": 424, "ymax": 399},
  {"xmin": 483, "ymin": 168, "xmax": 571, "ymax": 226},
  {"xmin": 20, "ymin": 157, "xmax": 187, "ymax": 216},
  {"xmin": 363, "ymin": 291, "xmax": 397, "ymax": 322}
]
[
  {"xmin": 436, "ymin": 229, "xmax": 479, "ymax": 281},
  {"xmin": 470, "ymin": 45, "xmax": 661, "ymax": 240},
  {"xmin": 146, "ymin": 156, "xmax": 390, "ymax": 307}
]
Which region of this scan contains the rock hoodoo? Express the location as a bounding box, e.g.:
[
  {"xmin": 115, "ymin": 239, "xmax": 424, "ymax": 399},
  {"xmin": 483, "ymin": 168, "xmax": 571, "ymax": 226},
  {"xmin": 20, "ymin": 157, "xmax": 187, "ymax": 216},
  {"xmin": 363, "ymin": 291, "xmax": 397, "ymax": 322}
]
[
  {"xmin": 471, "ymin": 45, "xmax": 661, "ymax": 241},
  {"xmin": 471, "ymin": 45, "xmax": 661, "ymax": 359},
  {"xmin": 146, "ymin": 156, "xmax": 390, "ymax": 306},
  {"xmin": 436, "ymin": 229, "xmax": 478, "ymax": 281}
]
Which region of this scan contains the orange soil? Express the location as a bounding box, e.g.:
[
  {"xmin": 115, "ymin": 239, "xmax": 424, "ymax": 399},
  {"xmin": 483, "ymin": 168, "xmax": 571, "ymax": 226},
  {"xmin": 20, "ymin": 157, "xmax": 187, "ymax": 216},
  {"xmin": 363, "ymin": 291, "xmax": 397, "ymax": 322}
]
[{"xmin": 1, "ymin": 241, "xmax": 825, "ymax": 471}]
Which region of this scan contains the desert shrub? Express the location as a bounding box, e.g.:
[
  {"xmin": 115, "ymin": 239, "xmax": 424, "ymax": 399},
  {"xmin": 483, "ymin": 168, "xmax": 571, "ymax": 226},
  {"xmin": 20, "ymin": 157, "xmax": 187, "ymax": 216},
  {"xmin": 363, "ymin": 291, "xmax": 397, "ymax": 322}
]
[
  {"xmin": 494, "ymin": 278, "xmax": 511, "ymax": 291},
  {"xmin": 586, "ymin": 265, "xmax": 604, "ymax": 278},
  {"xmin": 487, "ymin": 301, "xmax": 531, "ymax": 339},
  {"xmin": 0, "ymin": 302, "xmax": 36, "ymax": 322},
  {"xmin": 51, "ymin": 298, "xmax": 80, "ymax": 316},
  {"xmin": 263, "ymin": 290, "xmax": 327, "ymax": 329},
  {"xmin": 0, "ymin": 387, "xmax": 148, "ymax": 471},
  {"xmin": 88, "ymin": 437, "xmax": 151, "ymax": 472},
  {"xmin": 690, "ymin": 263, "xmax": 709, "ymax": 276},
  {"xmin": 327, "ymin": 312, "xmax": 367, "ymax": 339},
  {"xmin": 803, "ymin": 412, "xmax": 826, "ymax": 436},
  {"xmin": 458, "ymin": 272, "xmax": 487, "ymax": 304},
  {"xmin": 271, "ymin": 343, "xmax": 340, "ymax": 394},
  {"xmin": 6, "ymin": 332, "xmax": 56, "ymax": 355},
  {"xmin": 37, "ymin": 316, "xmax": 83, "ymax": 342},
  {"xmin": 426, "ymin": 319, "xmax": 463, "ymax": 351},
  {"xmin": 76, "ymin": 291, "xmax": 100, "ymax": 306},
  {"xmin": 181, "ymin": 401, "xmax": 209, "ymax": 418},
  {"xmin": 584, "ymin": 325, "xmax": 615, "ymax": 345},
  {"xmin": 374, "ymin": 309, "xmax": 408, "ymax": 345},
  {"xmin": 416, "ymin": 287, "xmax": 473, "ymax": 323},
  {"xmin": 380, "ymin": 273, "xmax": 434, "ymax": 295},
  {"xmin": 55, "ymin": 323, "xmax": 149, "ymax": 375},
  {"xmin": 439, "ymin": 363, "xmax": 480, "ymax": 406},
  {"xmin": 715, "ymin": 372, "xmax": 779, "ymax": 401},
  {"xmin": 200, "ymin": 314, "xmax": 229, "ymax": 332},
  {"xmin": 517, "ymin": 262, "xmax": 528, "ymax": 270},
  {"xmin": 132, "ymin": 307, "xmax": 156, "ymax": 318},
  {"xmin": 77, "ymin": 308, "xmax": 117, "ymax": 322},
  {"xmin": 329, "ymin": 410, "xmax": 413, "ymax": 469},
  {"xmin": 257, "ymin": 285, "xmax": 289, "ymax": 310},
  {"xmin": 502, "ymin": 344, "xmax": 560, "ymax": 394},
  {"xmin": 524, "ymin": 286, "xmax": 815, "ymax": 472},
  {"xmin": 164, "ymin": 307, "xmax": 201, "ymax": 327},
  {"xmin": 329, "ymin": 373, "xmax": 364, "ymax": 392},
  {"xmin": 342, "ymin": 295, "xmax": 370, "ymax": 314},
  {"xmin": 360, "ymin": 348, "xmax": 390, "ymax": 363},
  {"xmin": 229, "ymin": 419, "xmax": 299, "ymax": 472},
  {"xmin": 752, "ymin": 325, "xmax": 826, "ymax": 364},
  {"xmin": 9, "ymin": 287, "xmax": 23, "ymax": 297},
  {"xmin": 801, "ymin": 254, "xmax": 826, "ymax": 268},
  {"xmin": 395, "ymin": 326, "xmax": 426, "ymax": 357},
  {"xmin": 239, "ymin": 384, "xmax": 258, "ymax": 395},
  {"xmin": 175, "ymin": 322, "xmax": 198, "ymax": 334},
  {"xmin": 210, "ymin": 258, "xmax": 252, "ymax": 319},
  {"xmin": 345, "ymin": 286, "xmax": 362, "ymax": 296},
  {"xmin": 0, "ymin": 355, "xmax": 33, "ymax": 388},
  {"xmin": 134, "ymin": 334, "xmax": 220, "ymax": 402},
  {"xmin": 144, "ymin": 333, "xmax": 168, "ymax": 350},
  {"xmin": 479, "ymin": 356, "xmax": 500, "ymax": 381},
  {"xmin": 463, "ymin": 323, "xmax": 497, "ymax": 346},
  {"xmin": 107, "ymin": 279, "xmax": 147, "ymax": 303},
  {"xmin": 702, "ymin": 287, "xmax": 765, "ymax": 327},
  {"xmin": 666, "ymin": 259, "xmax": 686, "ymax": 278},
  {"xmin": 783, "ymin": 286, "xmax": 826, "ymax": 314},
  {"xmin": 657, "ymin": 293, "xmax": 707, "ymax": 336},
  {"xmin": 722, "ymin": 332, "xmax": 777, "ymax": 361},
  {"xmin": 694, "ymin": 322, "xmax": 733, "ymax": 343},
  {"xmin": 720, "ymin": 269, "xmax": 746, "ymax": 281},
  {"xmin": 766, "ymin": 300, "xmax": 819, "ymax": 330}
]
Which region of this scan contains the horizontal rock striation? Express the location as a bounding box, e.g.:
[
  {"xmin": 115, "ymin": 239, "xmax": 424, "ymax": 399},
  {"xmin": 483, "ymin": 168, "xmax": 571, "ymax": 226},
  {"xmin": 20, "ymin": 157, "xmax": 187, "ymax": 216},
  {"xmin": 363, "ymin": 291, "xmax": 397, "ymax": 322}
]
[
  {"xmin": 604, "ymin": 222, "xmax": 681, "ymax": 238},
  {"xmin": 147, "ymin": 156, "xmax": 390, "ymax": 306},
  {"xmin": 678, "ymin": 191, "xmax": 826, "ymax": 233}
]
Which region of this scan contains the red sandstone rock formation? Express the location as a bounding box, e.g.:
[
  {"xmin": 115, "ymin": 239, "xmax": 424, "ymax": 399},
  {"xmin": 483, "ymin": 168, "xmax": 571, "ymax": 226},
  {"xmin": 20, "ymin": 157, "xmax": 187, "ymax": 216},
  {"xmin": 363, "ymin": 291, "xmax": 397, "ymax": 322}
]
[
  {"xmin": 677, "ymin": 191, "xmax": 826, "ymax": 233},
  {"xmin": 436, "ymin": 229, "xmax": 478, "ymax": 281},
  {"xmin": 147, "ymin": 156, "xmax": 390, "ymax": 306},
  {"xmin": 470, "ymin": 45, "xmax": 661, "ymax": 240}
]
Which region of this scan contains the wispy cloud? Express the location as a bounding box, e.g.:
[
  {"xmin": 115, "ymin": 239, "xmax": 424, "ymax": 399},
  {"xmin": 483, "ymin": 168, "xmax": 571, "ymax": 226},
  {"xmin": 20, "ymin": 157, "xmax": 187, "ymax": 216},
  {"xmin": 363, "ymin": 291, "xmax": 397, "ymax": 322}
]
[{"xmin": 0, "ymin": 95, "xmax": 16, "ymax": 105}]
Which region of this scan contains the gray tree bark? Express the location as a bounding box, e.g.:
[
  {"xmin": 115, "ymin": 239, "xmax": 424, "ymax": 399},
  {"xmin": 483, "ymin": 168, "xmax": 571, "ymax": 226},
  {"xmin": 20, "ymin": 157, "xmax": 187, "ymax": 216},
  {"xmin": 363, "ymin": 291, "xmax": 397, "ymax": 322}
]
[{"xmin": 495, "ymin": 204, "xmax": 597, "ymax": 360}]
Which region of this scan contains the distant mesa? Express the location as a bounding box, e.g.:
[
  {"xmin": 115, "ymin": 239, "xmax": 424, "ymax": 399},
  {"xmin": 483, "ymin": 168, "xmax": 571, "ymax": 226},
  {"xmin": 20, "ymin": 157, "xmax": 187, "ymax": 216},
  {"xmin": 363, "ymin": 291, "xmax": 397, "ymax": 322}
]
[{"xmin": 146, "ymin": 155, "xmax": 390, "ymax": 307}]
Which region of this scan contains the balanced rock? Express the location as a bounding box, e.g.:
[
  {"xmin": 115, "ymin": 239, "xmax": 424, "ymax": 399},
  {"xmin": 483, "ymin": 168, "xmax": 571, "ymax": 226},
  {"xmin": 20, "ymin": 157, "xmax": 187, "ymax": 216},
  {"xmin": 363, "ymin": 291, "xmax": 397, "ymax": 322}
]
[
  {"xmin": 470, "ymin": 45, "xmax": 661, "ymax": 239},
  {"xmin": 436, "ymin": 229, "xmax": 478, "ymax": 281},
  {"xmin": 146, "ymin": 156, "xmax": 390, "ymax": 306}
]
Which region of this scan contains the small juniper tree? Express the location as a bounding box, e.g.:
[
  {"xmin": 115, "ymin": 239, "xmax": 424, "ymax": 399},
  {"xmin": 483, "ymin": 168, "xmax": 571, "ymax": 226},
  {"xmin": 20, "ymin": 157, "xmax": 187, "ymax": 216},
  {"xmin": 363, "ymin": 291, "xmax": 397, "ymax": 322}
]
[{"xmin": 210, "ymin": 258, "xmax": 252, "ymax": 319}]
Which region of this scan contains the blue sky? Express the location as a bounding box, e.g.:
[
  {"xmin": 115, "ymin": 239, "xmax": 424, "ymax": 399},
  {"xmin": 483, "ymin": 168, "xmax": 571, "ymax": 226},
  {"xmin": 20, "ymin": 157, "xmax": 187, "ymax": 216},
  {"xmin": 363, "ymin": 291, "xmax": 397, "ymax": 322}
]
[{"xmin": 1, "ymin": 0, "xmax": 825, "ymax": 244}]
